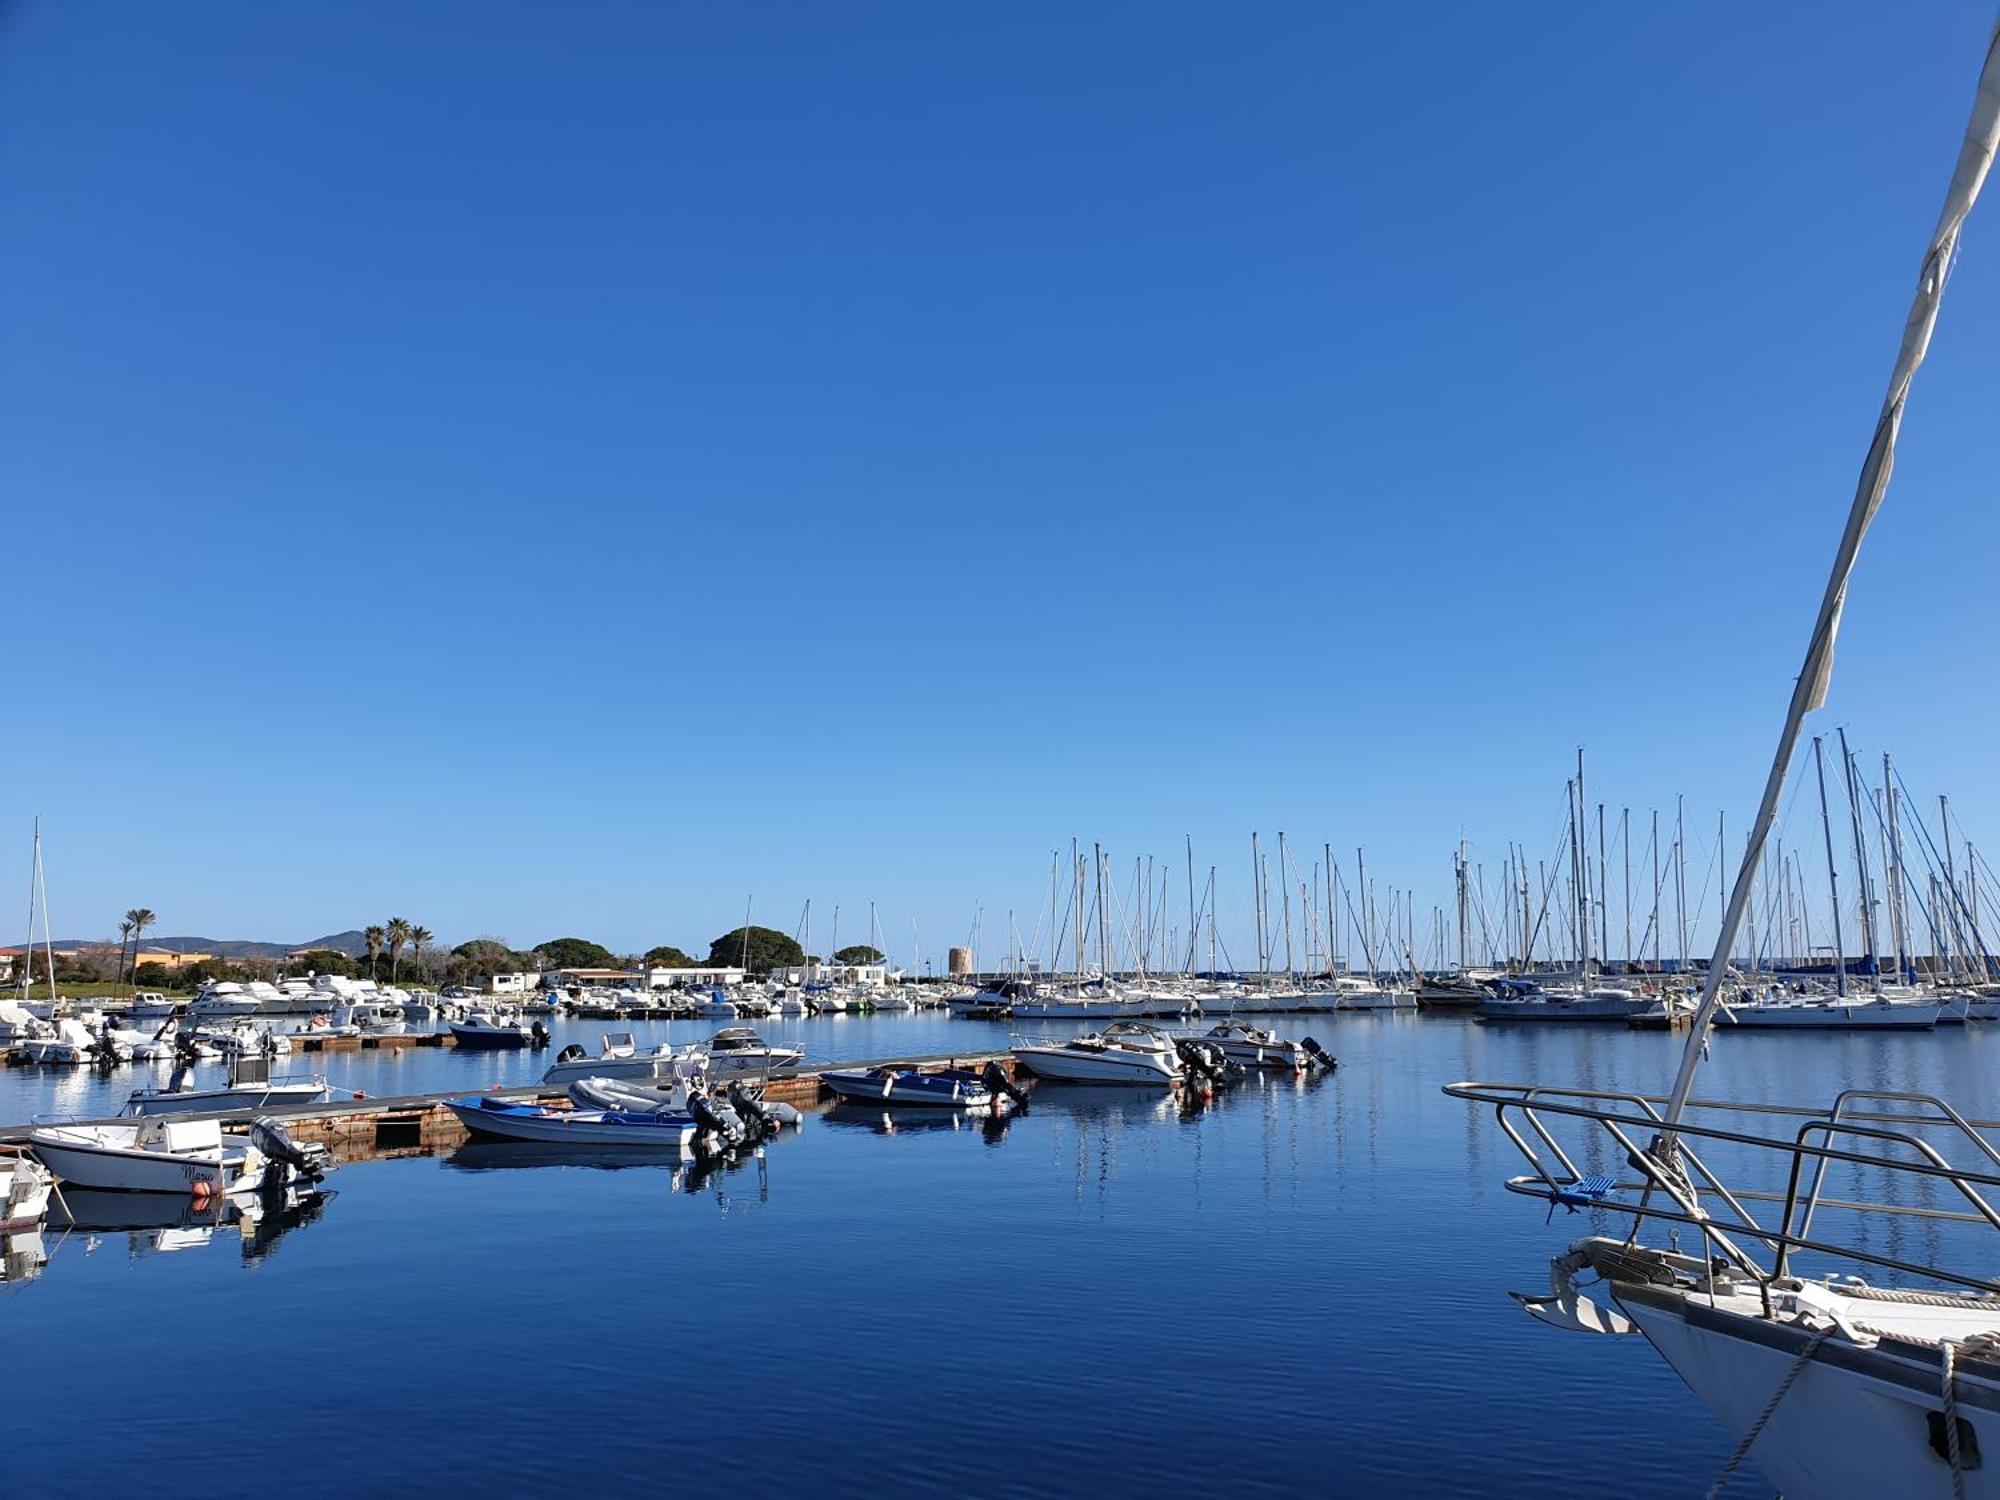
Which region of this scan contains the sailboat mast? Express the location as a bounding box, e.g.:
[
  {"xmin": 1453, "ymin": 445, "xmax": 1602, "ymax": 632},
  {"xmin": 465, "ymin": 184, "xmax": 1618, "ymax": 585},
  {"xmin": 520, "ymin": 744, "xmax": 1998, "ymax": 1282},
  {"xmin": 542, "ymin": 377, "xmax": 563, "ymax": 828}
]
[
  {"xmin": 1094, "ymin": 842, "xmax": 1108, "ymax": 978},
  {"xmin": 1663, "ymin": 34, "xmax": 2000, "ymax": 1129},
  {"xmin": 1813, "ymin": 737, "xmax": 1849, "ymax": 997},
  {"xmin": 1278, "ymin": 833, "xmax": 1295, "ymax": 976}
]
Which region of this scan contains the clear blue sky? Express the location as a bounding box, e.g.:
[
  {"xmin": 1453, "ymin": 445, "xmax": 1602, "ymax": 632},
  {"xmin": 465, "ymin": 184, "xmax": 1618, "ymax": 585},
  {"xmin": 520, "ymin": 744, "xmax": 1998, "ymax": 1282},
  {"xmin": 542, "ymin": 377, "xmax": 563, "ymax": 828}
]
[{"xmin": 7, "ymin": 2, "xmax": 1999, "ymax": 966}]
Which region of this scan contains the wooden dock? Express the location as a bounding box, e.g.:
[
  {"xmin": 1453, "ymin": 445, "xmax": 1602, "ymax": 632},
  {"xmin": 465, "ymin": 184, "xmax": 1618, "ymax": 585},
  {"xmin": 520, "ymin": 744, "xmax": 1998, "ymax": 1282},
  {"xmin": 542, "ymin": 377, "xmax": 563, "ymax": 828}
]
[{"xmin": 0, "ymin": 1049, "xmax": 1020, "ymax": 1163}]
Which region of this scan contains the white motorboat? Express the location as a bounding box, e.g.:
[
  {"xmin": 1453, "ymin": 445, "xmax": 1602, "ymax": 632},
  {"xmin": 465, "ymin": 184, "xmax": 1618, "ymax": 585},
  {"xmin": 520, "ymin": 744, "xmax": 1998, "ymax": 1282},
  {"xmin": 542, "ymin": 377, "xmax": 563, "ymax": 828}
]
[
  {"xmin": 1013, "ymin": 1022, "xmax": 1184, "ymax": 1085},
  {"xmin": 123, "ymin": 1054, "xmax": 333, "ymax": 1117},
  {"xmin": 32, "ymin": 1117, "xmax": 252, "ymax": 1194},
  {"xmin": 821, "ymin": 1065, "xmax": 1009, "ymax": 1108},
  {"xmin": 541, "ymin": 1033, "xmax": 707, "ymax": 1087},
  {"xmin": 1200, "ymin": 1022, "xmax": 1307, "ymax": 1070},
  {"xmin": 705, "ymin": 1027, "xmax": 802, "ymax": 1075},
  {"xmin": 0, "ymin": 1150, "xmax": 53, "ymax": 1229},
  {"xmin": 28, "ymin": 1114, "xmax": 326, "ymax": 1195},
  {"xmin": 447, "ymin": 1011, "xmax": 539, "ymax": 1050},
  {"xmin": 187, "ymin": 981, "xmax": 261, "ymax": 1021},
  {"xmin": 12, "ymin": 1017, "xmax": 123, "ymax": 1066},
  {"xmin": 128, "ymin": 992, "xmax": 180, "ymax": 1021}
]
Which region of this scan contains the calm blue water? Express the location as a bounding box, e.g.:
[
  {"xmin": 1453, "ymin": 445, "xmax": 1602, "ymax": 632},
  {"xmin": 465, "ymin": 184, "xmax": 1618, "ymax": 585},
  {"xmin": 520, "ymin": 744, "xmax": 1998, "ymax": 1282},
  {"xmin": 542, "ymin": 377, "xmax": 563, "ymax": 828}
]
[{"xmin": 9, "ymin": 1011, "xmax": 1998, "ymax": 1498}]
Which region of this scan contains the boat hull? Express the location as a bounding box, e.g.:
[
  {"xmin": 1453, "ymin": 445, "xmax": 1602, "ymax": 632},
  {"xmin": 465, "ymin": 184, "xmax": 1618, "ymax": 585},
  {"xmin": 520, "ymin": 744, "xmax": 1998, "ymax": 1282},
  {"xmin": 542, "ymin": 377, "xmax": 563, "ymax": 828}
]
[
  {"xmin": 446, "ymin": 1098, "xmax": 696, "ymax": 1148},
  {"xmin": 1616, "ymin": 1281, "xmax": 2000, "ymax": 1499}
]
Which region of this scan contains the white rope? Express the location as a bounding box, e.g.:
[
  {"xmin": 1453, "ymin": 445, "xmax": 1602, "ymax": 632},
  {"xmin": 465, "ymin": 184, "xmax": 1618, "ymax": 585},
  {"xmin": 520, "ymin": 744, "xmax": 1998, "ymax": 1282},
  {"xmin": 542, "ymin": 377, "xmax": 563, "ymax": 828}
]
[
  {"xmin": 1942, "ymin": 1340, "xmax": 1968, "ymax": 1500},
  {"xmin": 1705, "ymin": 1327, "xmax": 1830, "ymax": 1500}
]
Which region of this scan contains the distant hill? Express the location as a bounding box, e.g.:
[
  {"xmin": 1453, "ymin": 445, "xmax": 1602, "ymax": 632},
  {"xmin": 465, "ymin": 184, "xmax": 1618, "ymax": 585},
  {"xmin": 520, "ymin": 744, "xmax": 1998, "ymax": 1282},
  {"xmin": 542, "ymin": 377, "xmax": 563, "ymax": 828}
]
[{"xmin": 11, "ymin": 929, "xmax": 374, "ymax": 959}]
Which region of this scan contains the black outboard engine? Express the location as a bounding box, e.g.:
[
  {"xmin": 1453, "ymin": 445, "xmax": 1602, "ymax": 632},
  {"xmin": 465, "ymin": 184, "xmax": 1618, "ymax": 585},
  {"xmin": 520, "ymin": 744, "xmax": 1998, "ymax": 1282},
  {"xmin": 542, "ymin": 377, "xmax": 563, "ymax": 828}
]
[
  {"xmin": 554, "ymin": 1043, "xmax": 587, "ymax": 1064},
  {"xmin": 529, "ymin": 1021, "xmax": 551, "ymax": 1049},
  {"xmin": 1301, "ymin": 1036, "xmax": 1338, "ymax": 1072},
  {"xmin": 981, "ymin": 1058, "xmax": 1030, "ymax": 1109},
  {"xmin": 687, "ymin": 1088, "xmax": 746, "ymax": 1151},
  {"xmin": 722, "ymin": 1083, "xmax": 777, "ymax": 1140},
  {"xmin": 250, "ymin": 1116, "xmax": 327, "ymax": 1187}
]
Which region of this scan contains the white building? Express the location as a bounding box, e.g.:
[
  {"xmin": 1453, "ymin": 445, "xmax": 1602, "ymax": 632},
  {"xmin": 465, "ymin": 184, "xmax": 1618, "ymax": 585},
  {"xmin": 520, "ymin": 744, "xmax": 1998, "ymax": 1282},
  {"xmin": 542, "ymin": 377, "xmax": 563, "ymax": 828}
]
[
  {"xmin": 643, "ymin": 965, "xmax": 747, "ymax": 990},
  {"xmin": 487, "ymin": 971, "xmax": 538, "ymax": 995}
]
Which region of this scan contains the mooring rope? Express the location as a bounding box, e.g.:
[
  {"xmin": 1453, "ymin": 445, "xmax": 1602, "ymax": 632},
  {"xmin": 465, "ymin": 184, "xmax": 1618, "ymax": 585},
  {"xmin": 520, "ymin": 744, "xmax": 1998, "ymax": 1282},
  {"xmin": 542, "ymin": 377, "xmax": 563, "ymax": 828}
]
[
  {"xmin": 1705, "ymin": 1327, "xmax": 1830, "ymax": 1500},
  {"xmin": 1942, "ymin": 1340, "xmax": 1967, "ymax": 1500}
]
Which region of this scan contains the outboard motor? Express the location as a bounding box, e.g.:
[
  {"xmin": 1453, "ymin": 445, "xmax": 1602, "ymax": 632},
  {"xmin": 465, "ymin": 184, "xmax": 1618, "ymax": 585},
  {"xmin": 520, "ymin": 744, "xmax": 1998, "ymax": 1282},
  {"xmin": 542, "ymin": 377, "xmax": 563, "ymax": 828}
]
[
  {"xmin": 1301, "ymin": 1036, "xmax": 1338, "ymax": 1072},
  {"xmin": 250, "ymin": 1116, "xmax": 327, "ymax": 1186},
  {"xmin": 722, "ymin": 1083, "xmax": 777, "ymax": 1140},
  {"xmin": 687, "ymin": 1089, "xmax": 745, "ymax": 1151},
  {"xmin": 554, "ymin": 1043, "xmax": 587, "ymax": 1065},
  {"xmin": 981, "ymin": 1058, "xmax": 1030, "ymax": 1110},
  {"xmin": 529, "ymin": 1021, "xmax": 551, "ymax": 1049}
]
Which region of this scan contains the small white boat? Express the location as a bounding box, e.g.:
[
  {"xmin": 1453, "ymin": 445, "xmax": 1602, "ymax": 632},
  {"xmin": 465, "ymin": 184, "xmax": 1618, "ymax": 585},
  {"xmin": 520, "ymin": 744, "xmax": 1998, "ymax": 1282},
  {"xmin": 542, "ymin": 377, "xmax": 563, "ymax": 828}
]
[
  {"xmin": 1013, "ymin": 1022, "xmax": 1184, "ymax": 1085},
  {"xmin": 541, "ymin": 1033, "xmax": 706, "ymax": 1087},
  {"xmin": 13, "ymin": 1017, "xmax": 123, "ymax": 1066},
  {"xmin": 123, "ymin": 1054, "xmax": 333, "ymax": 1117},
  {"xmin": 0, "ymin": 1150, "xmax": 53, "ymax": 1229},
  {"xmin": 128, "ymin": 992, "xmax": 180, "ymax": 1021},
  {"xmin": 1201, "ymin": 1022, "xmax": 1307, "ymax": 1070},
  {"xmin": 447, "ymin": 1012, "xmax": 538, "ymax": 1050},
  {"xmin": 705, "ymin": 1027, "xmax": 803, "ymax": 1076},
  {"xmin": 29, "ymin": 1115, "xmax": 325, "ymax": 1196}
]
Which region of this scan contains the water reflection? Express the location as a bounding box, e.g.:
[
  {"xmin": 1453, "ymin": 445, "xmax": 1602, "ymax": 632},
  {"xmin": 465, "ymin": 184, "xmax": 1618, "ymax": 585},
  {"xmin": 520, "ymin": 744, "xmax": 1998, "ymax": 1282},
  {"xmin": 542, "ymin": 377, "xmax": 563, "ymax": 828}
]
[
  {"xmin": 0, "ymin": 1183, "xmax": 338, "ymax": 1286},
  {"xmin": 819, "ymin": 1101, "xmax": 1018, "ymax": 1145}
]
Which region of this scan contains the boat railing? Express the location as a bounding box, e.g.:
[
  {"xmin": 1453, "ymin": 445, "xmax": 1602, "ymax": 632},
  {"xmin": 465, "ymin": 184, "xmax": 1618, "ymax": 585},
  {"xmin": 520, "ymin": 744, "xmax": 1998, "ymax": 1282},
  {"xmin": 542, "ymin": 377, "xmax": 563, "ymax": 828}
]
[{"xmin": 1444, "ymin": 1079, "xmax": 2000, "ymax": 1297}]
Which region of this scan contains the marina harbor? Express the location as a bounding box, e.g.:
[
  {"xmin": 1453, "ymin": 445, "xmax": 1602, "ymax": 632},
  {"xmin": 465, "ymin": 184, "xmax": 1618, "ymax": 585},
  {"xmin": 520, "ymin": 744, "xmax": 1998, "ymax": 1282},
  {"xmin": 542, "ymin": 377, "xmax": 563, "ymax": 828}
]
[{"xmin": 15, "ymin": 6, "xmax": 2000, "ymax": 1497}]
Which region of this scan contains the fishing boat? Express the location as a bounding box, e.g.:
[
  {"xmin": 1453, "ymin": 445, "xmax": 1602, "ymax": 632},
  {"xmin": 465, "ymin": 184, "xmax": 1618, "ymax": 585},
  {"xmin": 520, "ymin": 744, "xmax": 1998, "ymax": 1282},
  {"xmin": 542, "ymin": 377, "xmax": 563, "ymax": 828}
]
[
  {"xmin": 445, "ymin": 1095, "xmax": 698, "ymax": 1149},
  {"xmin": 540, "ymin": 1033, "xmax": 706, "ymax": 1086},
  {"xmin": 820, "ymin": 1065, "xmax": 1009, "ymax": 1108},
  {"xmin": 122, "ymin": 1053, "xmax": 333, "ymax": 1117},
  {"xmin": 1450, "ymin": 29, "xmax": 2000, "ymax": 1497},
  {"xmin": 28, "ymin": 1115, "xmax": 326, "ymax": 1195},
  {"xmin": 1013, "ymin": 1021, "xmax": 1183, "ymax": 1085},
  {"xmin": 704, "ymin": 1027, "xmax": 802, "ymax": 1075},
  {"xmin": 447, "ymin": 1011, "xmax": 538, "ymax": 1050}
]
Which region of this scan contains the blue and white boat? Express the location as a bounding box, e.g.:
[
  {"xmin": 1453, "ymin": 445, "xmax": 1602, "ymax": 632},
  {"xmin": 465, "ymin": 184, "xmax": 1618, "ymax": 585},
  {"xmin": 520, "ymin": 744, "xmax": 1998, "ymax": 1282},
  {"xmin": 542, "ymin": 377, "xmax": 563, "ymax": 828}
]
[
  {"xmin": 819, "ymin": 1066, "xmax": 1006, "ymax": 1109},
  {"xmin": 445, "ymin": 1096, "xmax": 697, "ymax": 1148}
]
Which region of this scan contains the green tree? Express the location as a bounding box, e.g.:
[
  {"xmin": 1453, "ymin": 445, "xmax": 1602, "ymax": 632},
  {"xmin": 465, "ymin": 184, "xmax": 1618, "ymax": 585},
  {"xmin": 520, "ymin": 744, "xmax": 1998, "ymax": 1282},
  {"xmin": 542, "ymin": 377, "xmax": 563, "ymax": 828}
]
[
  {"xmin": 644, "ymin": 945, "xmax": 700, "ymax": 968},
  {"xmin": 410, "ymin": 925, "xmax": 434, "ymax": 977},
  {"xmin": 532, "ymin": 937, "xmax": 619, "ymax": 971},
  {"xmin": 291, "ymin": 948, "xmax": 357, "ymax": 978},
  {"xmin": 123, "ymin": 907, "xmax": 156, "ymax": 982},
  {"xmin": 833, "ymin": 944, "xmax": 885, "ymax": 965},
  {"xmin": 448, "ymin": 937, "xmax": 530, "ymax": 983},
  {"xmin": 386, "ymin": 916, "xmax": 413, "ymax": 981},
  {"xmin": 705, "ymin": 925, "xmax": 805, "ymax": 975},
  {"xmin": 363, "ymin": 924, "xmax": 386, "ymax": 979}
]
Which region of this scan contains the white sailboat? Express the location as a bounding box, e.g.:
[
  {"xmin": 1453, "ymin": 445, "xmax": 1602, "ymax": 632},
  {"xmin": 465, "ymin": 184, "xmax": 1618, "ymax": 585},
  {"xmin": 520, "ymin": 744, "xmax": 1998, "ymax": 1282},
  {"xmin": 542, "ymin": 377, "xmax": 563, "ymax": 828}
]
[{"xmin": 1451, "ymin": 27, "xmax": 2000, "ymax": 1498}]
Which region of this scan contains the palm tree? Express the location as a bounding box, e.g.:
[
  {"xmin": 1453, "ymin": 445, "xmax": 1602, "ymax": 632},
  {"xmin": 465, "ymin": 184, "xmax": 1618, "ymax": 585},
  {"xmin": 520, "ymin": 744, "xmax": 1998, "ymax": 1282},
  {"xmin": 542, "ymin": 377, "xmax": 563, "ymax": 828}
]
[
  {"xmin": 386, "ymin": 917, "xmax": 413, "ymax": 982},
  {"xmin": 410, "ymin": 925, "xmax": 434, "ymax": 979},
  {"xmin": 364, "ymin": 924, "xmax": 386, "ymax": 979},
  {"xmin": 117, "ymin": 916, "xmax": 137, "ymax": 984},
  {"xmin": 124, "ymin": 908, "xmax": 156, "ymax": 985}
]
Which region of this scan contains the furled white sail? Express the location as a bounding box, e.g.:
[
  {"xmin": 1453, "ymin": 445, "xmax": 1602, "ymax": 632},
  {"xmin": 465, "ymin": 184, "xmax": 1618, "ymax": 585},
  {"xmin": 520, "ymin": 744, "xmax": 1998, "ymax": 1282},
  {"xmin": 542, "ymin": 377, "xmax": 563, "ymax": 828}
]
[{"xmin": 1661, "ymin": 24, "xmax": 2000, "ymax": 1130}]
